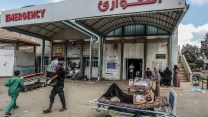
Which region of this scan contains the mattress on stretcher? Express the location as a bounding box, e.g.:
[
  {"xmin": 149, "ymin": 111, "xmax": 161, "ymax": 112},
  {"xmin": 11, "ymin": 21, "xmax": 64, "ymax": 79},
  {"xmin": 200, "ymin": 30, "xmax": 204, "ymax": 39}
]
[{"xmin": 98, "ymin": 96, "xmax": 169, "ymax": 110}]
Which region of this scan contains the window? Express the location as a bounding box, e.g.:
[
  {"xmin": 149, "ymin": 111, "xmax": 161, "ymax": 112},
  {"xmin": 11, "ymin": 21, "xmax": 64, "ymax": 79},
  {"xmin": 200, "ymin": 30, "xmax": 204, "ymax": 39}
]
[
  {"xmin": 124, "ymin": 25, "xmax": 135, "ymax": 35},
  {"xmin": 147, "ymin": 26, "xmax": 158, "ymax": 35},
  {"xmin": 135, "ymin": 25, "xmax": 145, "ymax": 35},
  {"xmin": 106, "ymin": 24, "xmax": 169, "ymax": 37}
]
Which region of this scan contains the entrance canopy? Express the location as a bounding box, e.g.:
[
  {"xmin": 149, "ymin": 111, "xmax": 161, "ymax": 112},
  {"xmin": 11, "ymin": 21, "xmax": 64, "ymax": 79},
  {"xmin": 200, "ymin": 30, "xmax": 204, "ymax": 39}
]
[{"xmin": 1, "ymin": 0, "xmax": 188, "ymax": 40}]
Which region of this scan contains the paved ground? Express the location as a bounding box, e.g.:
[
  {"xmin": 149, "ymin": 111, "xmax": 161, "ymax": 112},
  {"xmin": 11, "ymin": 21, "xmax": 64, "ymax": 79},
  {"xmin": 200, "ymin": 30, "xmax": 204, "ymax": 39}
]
[{"xmin": 0, "ymin": 78, "xmax": 208, "ymax": 117}]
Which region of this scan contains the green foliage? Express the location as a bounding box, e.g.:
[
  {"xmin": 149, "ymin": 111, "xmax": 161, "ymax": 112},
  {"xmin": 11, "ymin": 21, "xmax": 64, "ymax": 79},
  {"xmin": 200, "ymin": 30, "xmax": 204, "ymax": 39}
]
[
  {"xmin": 200, "ymin": 34, "xmax": 208, "ymax": 59},
  {"xmin": 195, "ymin": 59, "xmax": 205, "ymax": 69},
  {"xmin": 181, "ymin": 44, "xmax": 200, "ymax": 63},
  {"xmin": 189, "ymin": 63, "xmax": 196, "ymax": 71}
]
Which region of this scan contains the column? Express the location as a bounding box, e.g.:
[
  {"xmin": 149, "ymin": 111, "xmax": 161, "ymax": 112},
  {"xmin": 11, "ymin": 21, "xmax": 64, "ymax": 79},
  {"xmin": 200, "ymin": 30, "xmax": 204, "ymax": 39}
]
[
  {"xmin": 98, "ymin": 37, "xmax": 103, "ymax": 80},
  {"xmin": 170, "ymin": 33, "xmax": 175, "ymax": 85},
  {"xmin": 65, "ymin": 40, "xmax": 68, "ymax": 66},
  {"xmin": 89, "ymin": 37, "xmax": 94, "ymax": 80},
  {"xmin": 80, "ymin": 40, "xmax": 84, "ymax": 77},
  {"xmin": 48, "ymin": 41, "xmax": 52, "ymax": 64},
  {"xmin": 144, "ymin": 41, "xmax": 147, "ymax": 77},
  {"xmin": 120, "ymin": 38, "xmax": 124, "ymax": 80},
  {"xmin": 41, "ymin": 39, "xmax": 45, "ymax": 72}
]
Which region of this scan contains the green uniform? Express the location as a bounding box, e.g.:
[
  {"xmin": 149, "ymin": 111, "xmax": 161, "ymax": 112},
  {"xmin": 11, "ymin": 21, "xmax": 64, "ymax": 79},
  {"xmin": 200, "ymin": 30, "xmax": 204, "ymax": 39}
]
[{"xmin": 4, "ymin": 77, "xmax": 24, "ymax": 113}]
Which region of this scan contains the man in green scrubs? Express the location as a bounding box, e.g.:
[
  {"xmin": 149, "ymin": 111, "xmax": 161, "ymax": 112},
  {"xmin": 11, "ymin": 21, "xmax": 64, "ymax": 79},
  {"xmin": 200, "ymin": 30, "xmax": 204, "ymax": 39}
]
[{"xmin": 4, "ymin": 70, "xmax": 24, "ymax": 117}]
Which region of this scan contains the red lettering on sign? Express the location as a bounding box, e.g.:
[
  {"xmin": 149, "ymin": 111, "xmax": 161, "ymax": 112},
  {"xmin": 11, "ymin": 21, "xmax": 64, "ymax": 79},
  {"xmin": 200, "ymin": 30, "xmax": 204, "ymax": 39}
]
[
  {"xmin": 98, "ymin": 0, "xmax": 162, "ymax": 12},
  {"xmin": 5, "ymin": 9, "xmax": 46, "ymax": 23}
]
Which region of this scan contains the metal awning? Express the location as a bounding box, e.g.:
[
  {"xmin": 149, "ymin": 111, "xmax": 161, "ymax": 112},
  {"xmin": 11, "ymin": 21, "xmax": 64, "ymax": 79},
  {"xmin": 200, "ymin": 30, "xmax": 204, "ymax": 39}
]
[
  {"xmin": 76, "ymin": 9, "xmax": 184, "ymax": 36},
  {"xmin": 6, "ymin": 8, "xmax": 186, "ymax": 41},
  {"xmin": 11, "ymin": 22, "xmax": 90, "ymax": 41},
  {"xmin": 1, "ymin": 0, "xmax": 188, "ymax": 41},
  {"xmin": 4, "ymin": 9, "xmax": 186, "ymax": 40}
]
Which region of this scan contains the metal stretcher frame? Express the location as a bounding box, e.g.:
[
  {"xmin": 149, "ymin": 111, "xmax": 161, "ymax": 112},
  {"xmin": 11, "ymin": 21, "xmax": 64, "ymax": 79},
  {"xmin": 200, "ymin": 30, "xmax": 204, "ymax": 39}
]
[
  {"xmin": 92, "ymin": 88, "xmax": 178, "ymax": 117},
  {"xmin": 92, "ymin": 100, "xmax": 167, "ymax": 116}
]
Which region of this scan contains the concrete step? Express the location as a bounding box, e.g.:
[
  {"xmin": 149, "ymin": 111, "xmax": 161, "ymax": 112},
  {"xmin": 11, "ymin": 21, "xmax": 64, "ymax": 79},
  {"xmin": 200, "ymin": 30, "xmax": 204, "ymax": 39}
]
[
  {"xmin": 181, "ymin": 79, "xmax": 189, "ymax": 82},
  {"xmin": 179, "ymin": 73, "xmax": 187, "ymax": 77}
]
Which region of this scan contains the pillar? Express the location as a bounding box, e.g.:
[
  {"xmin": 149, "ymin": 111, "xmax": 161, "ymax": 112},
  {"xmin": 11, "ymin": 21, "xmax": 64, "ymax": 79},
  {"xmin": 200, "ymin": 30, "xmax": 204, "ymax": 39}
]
[
  {"xmin": 65, "ymin": 40, "xmax": 68, "ymax": 66},
  {"xmin": 48, "ymin": 41, "xmax": 52, "ymax": 64},
  {"xmin": 98, "ymin": 37, "xmax": 103, "ymax": 80},
  {"xmin": 170, "ymin": 33, "xmax": 175, "ymax": 85},
  {"xmin": 144, "ymin": 41, "xmax": 147, "ymax": 77},
  {"xmin": 80, "ymin": 40, "xmax": 84, "ymax": 77},
  {"xmin": 89, "ymin": 37, "xmax": 94, "ymax": 80},
  {"xmin": 120, "ymin": 38, "xmax": 124, "ymax": 80},
  {"xmin": 41, "ymin": 39, "xmax": 45, "ymax": 72}
]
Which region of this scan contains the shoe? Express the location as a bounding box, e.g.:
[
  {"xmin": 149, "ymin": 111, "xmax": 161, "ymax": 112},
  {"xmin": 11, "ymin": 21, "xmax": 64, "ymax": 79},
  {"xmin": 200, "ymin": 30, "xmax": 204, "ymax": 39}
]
[
  {"xmin": 4, "ymin": 112, "xmax": 11, "ymax": 117},
  {"xmin": 43, "ymin": 109, "xmax": 52, "ymax": 114},
  {"xmin": 59, "ymin": 108, "xmax": 67, "ymax": 112}
]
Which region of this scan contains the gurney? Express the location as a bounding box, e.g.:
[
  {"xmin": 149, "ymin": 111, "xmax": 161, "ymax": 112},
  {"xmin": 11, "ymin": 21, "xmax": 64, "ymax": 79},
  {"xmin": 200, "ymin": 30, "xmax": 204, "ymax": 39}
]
[{"xmin": 92, "ymin": 89, "xmax": 178, "ymax": 117}]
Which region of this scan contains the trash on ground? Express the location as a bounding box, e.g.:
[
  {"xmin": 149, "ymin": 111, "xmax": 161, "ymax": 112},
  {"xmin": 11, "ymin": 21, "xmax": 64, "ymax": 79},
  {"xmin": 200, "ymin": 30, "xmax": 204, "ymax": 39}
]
[
  {"xmin": 179, "ymin": 94, "xmax": 183, "ymax": 96},
  {"xmin": 191, "ymin": 88, "xmax": 205, "ymax": 92}
]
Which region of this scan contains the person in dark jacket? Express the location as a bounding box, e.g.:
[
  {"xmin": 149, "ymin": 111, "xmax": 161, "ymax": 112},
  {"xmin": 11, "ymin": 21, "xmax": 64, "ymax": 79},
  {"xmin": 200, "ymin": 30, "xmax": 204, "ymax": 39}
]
[
  {"xmin": 43, "ymin": 63, "xmax": 67, "ymax": 113},
  {"xmin": 163, "ymin": 67, "xmax": 172, "ymax": 86}
]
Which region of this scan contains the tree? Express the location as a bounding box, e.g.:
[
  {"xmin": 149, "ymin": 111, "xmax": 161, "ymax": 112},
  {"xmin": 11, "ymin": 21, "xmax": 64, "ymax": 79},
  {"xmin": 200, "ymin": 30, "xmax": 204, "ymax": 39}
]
[
  {"xmin": 195, "ymin": 59, "xmax": 205, "ymax": 70},
  {"xmin": 200, "ymin": 33, "xmax": 208, "ymax": 59},
  {"xmin": 181, "ymin": 44, "xmax": 200, "ymax": 63}
]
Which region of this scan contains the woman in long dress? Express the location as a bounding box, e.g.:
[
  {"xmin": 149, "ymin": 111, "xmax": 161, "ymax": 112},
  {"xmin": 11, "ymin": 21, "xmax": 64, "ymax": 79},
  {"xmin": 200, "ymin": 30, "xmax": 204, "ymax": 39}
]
[
  {"xmin": 173, "ymin": 65, "xmax": 180, "ymax": 87},
  {"xmin": 152, "ymin": 68, "xmax": 161, "ymax": 97}
]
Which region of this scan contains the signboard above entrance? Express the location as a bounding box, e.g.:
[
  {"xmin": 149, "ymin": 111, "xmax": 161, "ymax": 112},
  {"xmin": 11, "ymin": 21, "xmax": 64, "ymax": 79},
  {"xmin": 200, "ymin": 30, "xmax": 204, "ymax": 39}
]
[
  {"xmin": 5, "ymin": 9, "xmax": 46, "ymax": 23},
  {"xmin": 1, "ymin": 0, "xmax": 186, "ymax": 27},
  {"xmin": 98, "ymin": 0, "xmax": 162, "ymax": 12}
]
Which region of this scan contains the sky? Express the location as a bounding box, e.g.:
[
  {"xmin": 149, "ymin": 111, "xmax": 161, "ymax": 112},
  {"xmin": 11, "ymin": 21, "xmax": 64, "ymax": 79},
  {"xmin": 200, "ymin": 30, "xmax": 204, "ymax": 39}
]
[{"xmin": 0, "ymin": 0, "xmax": 208, "ymax": 48}]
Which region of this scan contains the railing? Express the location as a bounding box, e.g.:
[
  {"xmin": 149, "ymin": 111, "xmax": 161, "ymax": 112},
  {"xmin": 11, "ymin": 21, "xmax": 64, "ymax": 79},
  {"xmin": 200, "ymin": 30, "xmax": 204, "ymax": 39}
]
[
  {"xmin": 181, "ymin": 55, "xmax": 192, "ymax": 82},
  {"xmin": 193, "ymin": 74, "xmax": 208, "ymax": 90}
]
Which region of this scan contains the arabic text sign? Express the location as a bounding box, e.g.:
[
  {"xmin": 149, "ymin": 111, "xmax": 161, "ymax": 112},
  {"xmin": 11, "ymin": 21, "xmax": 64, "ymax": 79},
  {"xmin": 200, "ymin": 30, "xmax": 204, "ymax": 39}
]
[{"xmin": 98, "ymin": 0, "xmax": 162, "ymax": 12}]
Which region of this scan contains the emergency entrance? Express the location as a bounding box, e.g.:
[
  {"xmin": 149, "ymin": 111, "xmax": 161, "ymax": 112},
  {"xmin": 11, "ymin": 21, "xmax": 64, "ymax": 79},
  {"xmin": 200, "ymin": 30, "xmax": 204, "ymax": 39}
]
[
  {"xmin": 126, "ymin": 59, "xmax": 143, "ymax": 79},
  {"xmin": 1, "ymin": 0, "xmax": 189, "ymax": 80}
]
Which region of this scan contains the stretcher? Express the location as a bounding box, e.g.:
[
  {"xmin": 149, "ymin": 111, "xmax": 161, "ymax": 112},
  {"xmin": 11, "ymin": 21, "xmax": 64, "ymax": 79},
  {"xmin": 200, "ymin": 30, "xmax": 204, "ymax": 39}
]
[
  {"xmin": 20, "ymin": 72, "xmax": 46, "ymax": 92},
  {"xmin": 92, "ymin": 88, "xmax": 178, "ymax": 117}
]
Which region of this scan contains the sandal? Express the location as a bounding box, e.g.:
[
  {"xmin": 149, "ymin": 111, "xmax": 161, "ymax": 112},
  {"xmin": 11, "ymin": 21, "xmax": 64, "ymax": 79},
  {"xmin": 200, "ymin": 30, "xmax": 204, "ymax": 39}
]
[
  {"xmin": 4, "ymin": 112, "xmax": 11, "ymax": 117},
  {"xmin": 43, "ymin": 109, "xmax": 52, "ymax": 114},
  {"xmin": 59, "ymin": 108, "xmax": 67, "ymax": 112}
]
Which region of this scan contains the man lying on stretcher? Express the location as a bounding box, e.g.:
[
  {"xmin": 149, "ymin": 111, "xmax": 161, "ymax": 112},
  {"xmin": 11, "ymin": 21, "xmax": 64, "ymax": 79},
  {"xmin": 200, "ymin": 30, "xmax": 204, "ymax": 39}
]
[
  {"xmin": 128, "ymin": 77, "xmax": 155, "ymax": 104},
  {"xmin": 102, "ymin": 83, "xmax": 155, "ymax": 105}
]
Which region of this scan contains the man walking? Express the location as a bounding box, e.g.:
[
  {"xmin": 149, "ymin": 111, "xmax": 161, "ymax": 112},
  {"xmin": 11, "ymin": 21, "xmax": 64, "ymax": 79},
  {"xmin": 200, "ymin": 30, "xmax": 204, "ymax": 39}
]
[
  {"xmin": 43, "ymin": 63, "xmax": 67, "ymax": 113},
  {"xmin": 4, "ymin": 70, "xmax": 24, "ymax": 117},
  {"xmin": 129, "ymin": 63, "xmax": 135, "ymax": 79}
]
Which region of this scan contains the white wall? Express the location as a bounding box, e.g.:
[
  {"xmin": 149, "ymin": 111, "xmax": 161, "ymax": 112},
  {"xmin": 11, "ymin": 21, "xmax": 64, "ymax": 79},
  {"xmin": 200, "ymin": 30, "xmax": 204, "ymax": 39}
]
[
  {"xmin": 0, "ymin": 49, "xmax": 15, "ymax": 76},
  {"xmin": 123, "ymin": 43, "xmax": 144, "ymax": 79},
  {"xmin": 146, "ymin": 42, "xmax": 168, "ymax": 71}
]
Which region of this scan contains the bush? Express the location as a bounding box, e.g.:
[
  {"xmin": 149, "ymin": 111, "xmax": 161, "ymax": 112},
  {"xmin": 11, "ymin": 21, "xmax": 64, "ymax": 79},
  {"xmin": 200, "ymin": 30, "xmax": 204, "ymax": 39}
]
[
  {"xmin": 189, "ymin": 63, "xmax": 196, "ymax": 71},
  {"xmin": 195, "ymin": 59, "xmax": 205, "ymax": 70}
]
